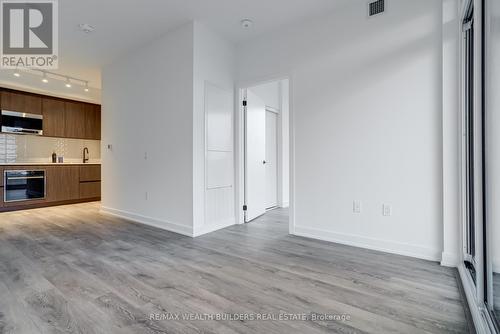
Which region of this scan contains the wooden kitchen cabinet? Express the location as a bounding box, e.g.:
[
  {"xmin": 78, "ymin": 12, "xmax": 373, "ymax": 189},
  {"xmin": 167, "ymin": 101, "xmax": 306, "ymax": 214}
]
[
  {"xmin": 64, "ymin": 101, "xmax": 86, "ymax": 139},
  {"xmin": 79, "ymin": 181, "xmax": 101, "ymax": 199},
  {"xmin": 0, "ymin": 90, "xmax": 42, "ymax": 114},
  {"xmin": 0, "ymin": 164, "xmax": 101, "ymax": 212},
  {"xmin": 1, "ymin": 88, "xmax": 101, "ymax": 140},
  {"xmin": 42, "ymin": 98, "xmax": 66, "ymax": 137},
  {"xmin": 79, "ymin": 165, "xmax": 101, "ymax": 199},
  {"xmin": 79, "ymin": 165, "xmax": 101, "ymax": 182},
  {"xmin": 84, "ymin": 104, "xmax": 101, "ymax": 140},
  {"xmin": 46, "ymin": 166, "xmax": 80, "ymax": 202}
]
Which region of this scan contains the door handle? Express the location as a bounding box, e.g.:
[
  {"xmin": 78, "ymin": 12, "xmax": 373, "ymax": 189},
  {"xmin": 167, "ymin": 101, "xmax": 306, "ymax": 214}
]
[{"xmin": 263, "ymin": 160, "xmax": 267, "ymax": 164}]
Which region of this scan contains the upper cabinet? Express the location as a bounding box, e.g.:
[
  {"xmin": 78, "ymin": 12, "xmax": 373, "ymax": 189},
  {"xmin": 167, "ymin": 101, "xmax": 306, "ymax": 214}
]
[
  {"xmin": 84, "ymin": 104, "xmax": 101, "ymax": 140},
  {"xmin": 65, "ymin": 102, "xmax": 101, "ymax": 140},
  {"xmin": 42, "ymin": 98, "xmax": 66, "ymax": 138},
  {"xmin": 0, "ymin": 90, "xmax": 42, "ymax": 114},
  {"xmin": 64, "ymin": 101, "xmax": 86, "ymax": 139},
  {"xmin": 0, "ymin": 88, "xmax": 101, "ymax": 140}
]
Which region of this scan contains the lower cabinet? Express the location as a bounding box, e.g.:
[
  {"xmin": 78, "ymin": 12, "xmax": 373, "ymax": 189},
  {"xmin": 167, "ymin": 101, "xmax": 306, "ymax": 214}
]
[
  {"xmin": 46, "ymin": 166, "xmax": 80, "ymax": 202},
  {"xmin": 80, "ymin": 181, "xmax": 101, "ymax": 199},
  {"xmin": 0, "ymin": 165, "xmax": 100, "ymax": 211}
]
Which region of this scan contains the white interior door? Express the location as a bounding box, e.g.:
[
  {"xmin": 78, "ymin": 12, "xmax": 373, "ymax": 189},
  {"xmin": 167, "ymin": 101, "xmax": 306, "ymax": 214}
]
[
  {"xmin": 265, "ymin": 110, "xmax": 278, "ymax": 209},
  {"xmin": 245, "ymin": 89, "xmax": 267, "ymax": 222}
]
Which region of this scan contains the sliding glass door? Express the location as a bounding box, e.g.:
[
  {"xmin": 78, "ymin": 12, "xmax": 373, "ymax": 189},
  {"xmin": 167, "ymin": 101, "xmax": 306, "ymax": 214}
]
[
  {"xmin": 463, "ymin": 0, "xmax": 500, "ymax": 331},
  {"xmin": 462, "ymin": 1, "xmax": 479, "ymax": 286},
  {"xmin": 484, "ymin": 0, "xmax": 500, "ymax": 330}
]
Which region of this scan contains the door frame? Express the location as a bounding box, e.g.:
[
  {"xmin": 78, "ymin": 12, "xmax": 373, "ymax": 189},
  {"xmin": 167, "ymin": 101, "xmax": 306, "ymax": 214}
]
[{"xmin": 235, "ymin": 75, "xmax": 294, "ymax": 233}]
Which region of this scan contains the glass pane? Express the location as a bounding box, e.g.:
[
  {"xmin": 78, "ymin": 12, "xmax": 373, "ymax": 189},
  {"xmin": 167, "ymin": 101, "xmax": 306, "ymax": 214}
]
[
  {"xmin": 485, "ymin": 0, "xmax": 500, "ymax": 328},
  {"xmin": 463, "ymin": 13, "xmax": 477, "ymax": 284}
]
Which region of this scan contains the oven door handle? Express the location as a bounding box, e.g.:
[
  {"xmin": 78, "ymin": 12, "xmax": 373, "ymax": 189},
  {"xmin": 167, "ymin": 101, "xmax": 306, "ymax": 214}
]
[{"xmin": 6, "ymin": 176, "xmax": 45, "ymax": 180}]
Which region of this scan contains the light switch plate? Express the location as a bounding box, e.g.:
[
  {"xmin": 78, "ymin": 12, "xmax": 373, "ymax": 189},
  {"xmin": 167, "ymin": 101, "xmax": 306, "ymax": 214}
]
[
  {"xmin": 383, "ymin": 204, "xmax": 392, "ymax": 216},
  {"xmin": 353, "ymin": 200, "xmax": 362, "ymax": 214}
]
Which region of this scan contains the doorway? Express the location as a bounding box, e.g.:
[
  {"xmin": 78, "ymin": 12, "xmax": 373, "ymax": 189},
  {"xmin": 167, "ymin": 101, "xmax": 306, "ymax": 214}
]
[
  {"xmin": 265, "ymin": 108, "xmax": 278, "ymax": 209},
  {"xmin": 239, "ymin": 79, "xmax": 290, "ymax": 223}
]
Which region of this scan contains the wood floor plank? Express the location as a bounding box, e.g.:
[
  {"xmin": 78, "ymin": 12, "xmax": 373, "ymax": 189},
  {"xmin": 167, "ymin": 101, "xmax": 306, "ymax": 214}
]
[{"xmin": 0, "ymin": 202, "xmax": 471, "ymax": 333}]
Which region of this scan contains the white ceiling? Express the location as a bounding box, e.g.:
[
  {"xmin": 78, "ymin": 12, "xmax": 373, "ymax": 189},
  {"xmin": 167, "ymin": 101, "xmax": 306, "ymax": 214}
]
[{"xmin": 0, "ymin": 0, "xmax": 349, "ymax": 100}]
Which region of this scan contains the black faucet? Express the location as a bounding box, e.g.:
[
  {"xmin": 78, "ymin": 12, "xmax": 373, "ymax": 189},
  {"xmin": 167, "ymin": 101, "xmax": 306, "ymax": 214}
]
[{"xmin": 83, "ymin": 147, "xmax": 89, "ymax": 163}]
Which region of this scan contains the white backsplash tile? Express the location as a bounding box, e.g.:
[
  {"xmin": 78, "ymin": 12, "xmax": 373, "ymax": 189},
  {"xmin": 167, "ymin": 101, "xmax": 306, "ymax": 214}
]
[{"xmin": 0, "ymin": 134, "xmax": 101, "ymax": 164}]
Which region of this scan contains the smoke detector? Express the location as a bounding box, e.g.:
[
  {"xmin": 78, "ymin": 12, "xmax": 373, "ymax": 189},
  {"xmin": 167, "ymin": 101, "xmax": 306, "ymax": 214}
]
[
  {"xmin": 78, "ymin": 23, "xmax": 95, "ymax": 33},
  {"xmin": 240, "ymin": 19, "xmax": 254, "ymax": 29}
]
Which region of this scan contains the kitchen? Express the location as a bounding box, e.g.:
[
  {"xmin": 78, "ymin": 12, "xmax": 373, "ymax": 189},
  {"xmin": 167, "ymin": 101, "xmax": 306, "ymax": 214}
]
[{"xmin": 0, "ymin": 87, "xmax": 101, "ymax": 211}]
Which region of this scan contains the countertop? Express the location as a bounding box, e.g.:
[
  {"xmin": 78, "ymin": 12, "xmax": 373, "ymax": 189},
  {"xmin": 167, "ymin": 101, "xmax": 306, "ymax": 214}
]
[{"xmin": 0, "ymin": 162, "xmax": 101, "ymax": 166}]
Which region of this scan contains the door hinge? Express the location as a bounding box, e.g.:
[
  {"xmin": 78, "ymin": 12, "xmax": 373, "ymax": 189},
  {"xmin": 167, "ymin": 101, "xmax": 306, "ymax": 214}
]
[
  {"xmin": 243, "ymin": 205, "xmax": 247, "ymax": 211},
  {"xmin": 242, "ymin": 100, "xmax": 247, "ymax": 107}
]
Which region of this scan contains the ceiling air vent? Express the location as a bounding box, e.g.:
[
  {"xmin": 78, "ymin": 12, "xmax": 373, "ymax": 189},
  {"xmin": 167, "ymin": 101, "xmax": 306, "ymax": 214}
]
[{"xmin": 369, "ymin": 0, "xmax": 385, "ymax": 17}]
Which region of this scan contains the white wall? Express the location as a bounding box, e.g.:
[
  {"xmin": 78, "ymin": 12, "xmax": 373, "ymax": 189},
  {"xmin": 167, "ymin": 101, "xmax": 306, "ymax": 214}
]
[
  {"xmin": 237, "ymin": 0, "xmax": 445, "ymax": 260},
  {"xmin": 101, "ymin": 23, "xmax": 195, "ymax": 236},
  {"xmin": 248, "ymin": 81, "xmax": 281, "ymax": 110},
  {"xmin": 441, "ymin": 0, "xmax": 461, "ymax": 267},
  {"xmin": 281, "ymin": 80, "xmax": 290, "ymax": 207},
  {"xmin": 193, "ymin": 22, "xmax": 236, "ymax": 236}
]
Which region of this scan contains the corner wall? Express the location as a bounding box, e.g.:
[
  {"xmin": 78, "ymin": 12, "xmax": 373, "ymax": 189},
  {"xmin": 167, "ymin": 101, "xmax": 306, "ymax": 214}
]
[
  {"xmin": 441, "ymin": 0, "xmax": 461, "ymax": 267},
  {"xmin": 237, "ymin": 0, "xmax": 446, "ymax": 260},
  {"xmin": 193, "ymin": 22, "xmax": 236, "ymax": 236},
  {"xmin": 101, "ymin": 23, "xmax": 195, "ymax": 235}
]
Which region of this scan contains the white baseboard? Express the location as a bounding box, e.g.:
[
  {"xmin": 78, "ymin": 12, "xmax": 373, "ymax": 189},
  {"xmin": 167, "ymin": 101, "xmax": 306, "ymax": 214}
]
[
  {"xmin": 293, "ymin": 226, "xmax": 441, "ymax": 262},
  {"xmin": 193, "ymin": 218, "xmax": 235, "ymax": 237},
  {"xmin": 441, "ymin": 251, "xmax": 460, "ymax": 267},
  {"xmin": 100, "ymin": 206, "xmax": 193, "ymax": 237}
]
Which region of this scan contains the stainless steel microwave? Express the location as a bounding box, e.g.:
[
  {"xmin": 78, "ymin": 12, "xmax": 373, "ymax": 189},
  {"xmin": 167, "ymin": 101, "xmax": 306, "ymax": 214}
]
[{"xmin": 1, "ymin": 110, "xmax": 43, "ymax": 135}]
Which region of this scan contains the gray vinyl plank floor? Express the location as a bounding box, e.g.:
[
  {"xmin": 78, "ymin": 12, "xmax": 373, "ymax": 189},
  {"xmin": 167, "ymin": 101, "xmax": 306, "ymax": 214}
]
[{"xmin": 0, "ymin": 202, "xmax": 471, "ymax": 333}]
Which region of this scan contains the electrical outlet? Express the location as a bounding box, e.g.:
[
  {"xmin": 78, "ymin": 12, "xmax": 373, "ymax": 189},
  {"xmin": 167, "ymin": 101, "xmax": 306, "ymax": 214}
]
[
  {"xmin": 383, "ymin": 204, "xmax": 392, "ymax": 216},
  {"xmin": 353, "ymin": 200, "xmax": 362, "ymax": 214}
]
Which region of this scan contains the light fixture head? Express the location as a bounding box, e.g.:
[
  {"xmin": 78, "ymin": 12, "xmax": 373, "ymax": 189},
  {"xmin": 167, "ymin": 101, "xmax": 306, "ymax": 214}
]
[
  {"xmin": 65, "ymin": 77, "xmax": 72, "ymax": 88},
  {"xmin": 78, "ymin": 23, "xmax": 95, "ymax": 34},
  {"xmin": 84, "ymin": 82, "xmax": 89, "ymax": 92},
  {"xmin": 41, "ymin": 72, "xmax": 48, "ymax": 83},
  {"xmin": 240, "ymin": 19, "xmax": 254, "ymax": 29},
  {"xmin": 13, "ymin": 69, "xmax": 20, "ymax": 77}
]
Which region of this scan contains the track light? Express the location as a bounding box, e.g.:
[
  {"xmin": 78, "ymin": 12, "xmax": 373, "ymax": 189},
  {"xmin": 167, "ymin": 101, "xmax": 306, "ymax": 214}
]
[{"xmin": 18, "ymin": 69, "xmax": 90, "ymax": 91}]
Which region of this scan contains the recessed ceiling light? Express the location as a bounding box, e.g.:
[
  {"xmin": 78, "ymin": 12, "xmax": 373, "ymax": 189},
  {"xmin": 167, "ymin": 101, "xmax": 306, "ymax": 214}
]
[
  {"xmin": 78, "ymin": 23, "xmax": 95, "ymax": 34},
  {"xmin": 240, "ymin": 19, "xmax": 254, "ymax": 29}
]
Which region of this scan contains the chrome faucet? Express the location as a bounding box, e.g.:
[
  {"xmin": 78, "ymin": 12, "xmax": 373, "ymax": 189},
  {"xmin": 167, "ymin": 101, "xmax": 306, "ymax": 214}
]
[{"xmin": 83, "ymin": 147, "xmax": 89, "ymax": 163}]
